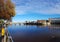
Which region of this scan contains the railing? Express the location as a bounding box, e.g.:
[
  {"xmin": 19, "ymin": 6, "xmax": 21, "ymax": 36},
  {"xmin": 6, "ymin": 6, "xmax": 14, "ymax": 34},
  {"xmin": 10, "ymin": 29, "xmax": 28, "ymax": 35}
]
[
  {"xmin": 2, "ymin": 27, "xmax": 13, "ymax": 42},
  {"xmin": 5, "ymin": 28, "xmax": 13, "ymax": 42}
]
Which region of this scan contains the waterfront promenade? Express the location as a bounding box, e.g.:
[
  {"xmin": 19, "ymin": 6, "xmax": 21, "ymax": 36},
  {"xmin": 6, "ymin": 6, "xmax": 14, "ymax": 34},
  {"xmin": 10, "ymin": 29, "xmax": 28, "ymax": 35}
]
[{"xmin": 2, "ymin": 28, "xmax": 13, "ymax": 42}]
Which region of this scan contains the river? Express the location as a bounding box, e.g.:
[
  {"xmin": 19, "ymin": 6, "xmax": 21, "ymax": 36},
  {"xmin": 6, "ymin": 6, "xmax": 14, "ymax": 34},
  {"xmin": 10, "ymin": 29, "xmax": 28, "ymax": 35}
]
[{"xmin": 7, "ymin": 25, "xmax": 60, "ymax": 42}]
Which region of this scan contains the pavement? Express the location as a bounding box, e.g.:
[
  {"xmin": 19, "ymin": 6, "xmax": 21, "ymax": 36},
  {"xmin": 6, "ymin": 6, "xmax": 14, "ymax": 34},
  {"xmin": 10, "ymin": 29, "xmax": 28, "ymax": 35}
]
[
  {"xmin": 2, "ymin": 37, "xmax": 4, "ymax": 42},
  {"xmin": 1, "ymin": 36, "xmax": 6, "ymax": 42}
]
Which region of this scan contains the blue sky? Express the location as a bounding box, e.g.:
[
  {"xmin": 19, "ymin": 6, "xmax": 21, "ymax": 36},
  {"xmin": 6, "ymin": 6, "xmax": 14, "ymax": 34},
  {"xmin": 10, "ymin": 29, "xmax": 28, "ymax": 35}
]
[{"xmin": 12, "ymin": 0, "xmax": 60, "ymax": 22}]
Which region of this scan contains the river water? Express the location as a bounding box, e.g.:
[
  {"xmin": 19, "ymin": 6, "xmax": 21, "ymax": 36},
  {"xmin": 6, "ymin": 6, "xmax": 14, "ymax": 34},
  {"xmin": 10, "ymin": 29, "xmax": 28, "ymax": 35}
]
[{"xmin": 7, "ymin": 25, "xmax": 60, "ymax": 42}]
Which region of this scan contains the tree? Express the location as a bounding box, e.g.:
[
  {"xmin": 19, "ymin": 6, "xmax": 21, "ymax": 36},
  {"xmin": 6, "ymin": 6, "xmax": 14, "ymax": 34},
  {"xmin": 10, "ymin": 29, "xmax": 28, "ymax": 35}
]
[{"xmin": 0, "ymin": 0, "xmax": 15, "ymax": 20}]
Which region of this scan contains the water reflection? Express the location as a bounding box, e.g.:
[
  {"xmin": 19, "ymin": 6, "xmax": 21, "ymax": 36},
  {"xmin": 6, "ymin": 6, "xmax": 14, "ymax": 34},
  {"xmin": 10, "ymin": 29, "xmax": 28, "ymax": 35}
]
[{"xmin": 7, "ymin": 25, "xmax": 60, "ymax": 42}]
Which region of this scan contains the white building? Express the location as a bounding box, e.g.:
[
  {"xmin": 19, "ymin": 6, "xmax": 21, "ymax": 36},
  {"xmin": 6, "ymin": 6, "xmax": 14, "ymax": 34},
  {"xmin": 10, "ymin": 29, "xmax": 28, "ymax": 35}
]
[{"xmin": 49, "ymin": 18, "xmax": 60, "ymax": 24}]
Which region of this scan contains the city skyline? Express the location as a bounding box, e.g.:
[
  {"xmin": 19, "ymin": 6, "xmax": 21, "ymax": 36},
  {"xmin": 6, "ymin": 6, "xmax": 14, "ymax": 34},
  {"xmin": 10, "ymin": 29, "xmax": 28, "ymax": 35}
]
[{"xmin": 12, "ymin": 0, "xmax": 60, "ymax": 22}]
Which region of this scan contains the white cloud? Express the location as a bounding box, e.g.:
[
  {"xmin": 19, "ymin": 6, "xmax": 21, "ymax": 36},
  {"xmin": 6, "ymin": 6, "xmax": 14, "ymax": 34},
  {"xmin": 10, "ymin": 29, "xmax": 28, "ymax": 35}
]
[{"xmin": 12, "ymin": 0, "xmax": 60, "ymax": 15}]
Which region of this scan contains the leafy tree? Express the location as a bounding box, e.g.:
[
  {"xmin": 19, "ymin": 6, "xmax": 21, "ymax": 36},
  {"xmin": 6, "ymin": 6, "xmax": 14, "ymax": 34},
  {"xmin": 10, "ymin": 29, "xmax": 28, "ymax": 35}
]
[{"xmin": 0, "ymin": 0, "xmax": 15, "ymax": 20}]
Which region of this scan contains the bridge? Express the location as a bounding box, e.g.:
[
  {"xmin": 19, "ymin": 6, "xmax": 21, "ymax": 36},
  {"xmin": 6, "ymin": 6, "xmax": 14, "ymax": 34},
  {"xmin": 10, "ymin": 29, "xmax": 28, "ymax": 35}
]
[{"xmin": 9, "ymin": 22, "xmax": 24, "ymax": 25}]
